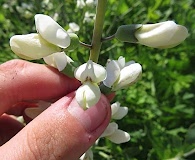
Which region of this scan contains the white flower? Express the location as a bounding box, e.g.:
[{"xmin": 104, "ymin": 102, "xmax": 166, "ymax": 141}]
[
  {"xmin": 75, "ymin": 60, "xmax": 106, "ymax": 108},
  {"xmin": 101, "ymin": 122, "xmax": 130, "ymax": 144},
  {"xmin": 10, "ymin": 14, "xmax": 71, "ymax": 71},
  {"xmin": 83, "ymin": 12, "xmax": 96, "ymax": 23},
  {"xmin": 135, "ymin": 21, "xmax": 188, "ymax": 48},
  {"xmin": 75, "ymin": 60, "xmax": 106, "ymax": 83},
  {"xmin": 111, "ymin": 102, "xmax": 128, "ymax": 120},
  {"xmin": 76, "ymin": 0, "xmax": 86, "ymax": 8},
  {"xmin": 86, "ymin": 0, "xmax": 97, "ymax": 7},
  {"xmin": 103, "ymin": 56, "xmax": 142, "ymax": 91},
  {"xmin": 67, "ymin": 22, "xmax": 80, "ymax": 33}
]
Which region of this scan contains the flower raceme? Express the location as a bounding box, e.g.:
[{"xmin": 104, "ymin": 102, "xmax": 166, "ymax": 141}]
[
  {"xmin": 74, "ymin": 60, "xmax": 106, "ymax": 109},
  {"xmin": 103, "ymin": 56, "xmax": 142, "ymax": 91},
  {"xmin": 10, "ymin": 14, "xmax": 72, "ymax": 71},
  {"xmin": 115, "ymin": 21, "xmax": 188, "ymax": 49}
]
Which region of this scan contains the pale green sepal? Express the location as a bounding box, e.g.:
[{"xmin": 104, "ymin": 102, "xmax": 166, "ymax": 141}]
[
  {"xmin": 115, "ymin": 24, "xmax": 142, "ymax": 43},
  {"xmin": 99, "ymin": 83, "xmax": 112, "ymax": 95},
  {"xmin": 64, "ymin": 33, "xmax": 80, "ymax": 51}
]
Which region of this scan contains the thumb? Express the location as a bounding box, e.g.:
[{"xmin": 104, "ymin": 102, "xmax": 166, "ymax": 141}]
[{"xmin": 0, "ymin": 92, "xmax": 111, "ymax": 160}]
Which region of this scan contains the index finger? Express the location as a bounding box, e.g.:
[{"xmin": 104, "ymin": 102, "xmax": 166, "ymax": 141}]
[{"xmin": 0, "ymin": 59, "xmax": 80, "ymax": 115}]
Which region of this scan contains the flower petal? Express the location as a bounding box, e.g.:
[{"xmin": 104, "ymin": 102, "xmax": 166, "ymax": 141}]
[
  {"xmin": 117, "ymin": 56, "xmax": 125, "ymax": 69},
  {"xmin": 75, "ymin": 82, "xmax": 101, "ymax": 108},
  {"xmin": 111, "ymin": 102, "xmax": 120, "ymax": 116},
  {"xmin": 103, "ymin": 60, "xmax": 120, "ymax": 88},
  {"xmin": 112, "ymin": 106, "xmax": 128, "ymax": 120},
  {"xmin": 74, "ymin": 60, "xmax": 106, "ymax": 83},
  {"xmin": 35, "ymin": 14, "xmax": 70, "ymax": 48},
  {"xmin": 43, "ymin": 52, "xmax": 67, "ymax": 71},
  {"xmin": 10, "ymin": 33, "xmax": 60, "ymax": 60},
  {"xmin": 101, "ymin": 122, "xmax": 118, "ymax": 137},
  {"xmin": 106, "ymin": 129, "xmax": 130, "ymax": 144}
]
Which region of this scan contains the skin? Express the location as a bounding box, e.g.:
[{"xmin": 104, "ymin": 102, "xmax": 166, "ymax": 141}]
[{"xmin": 0, "ymin": 59, "xmax": 111, "ymax": 160}]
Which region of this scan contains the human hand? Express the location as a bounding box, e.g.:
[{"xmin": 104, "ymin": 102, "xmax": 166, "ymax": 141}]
[{"xmin": 0, "ymin": 59, "xmax": 111, "ymax": 160}]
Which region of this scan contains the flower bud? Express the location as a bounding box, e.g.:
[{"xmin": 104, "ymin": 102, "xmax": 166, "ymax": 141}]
[
  {"xmin": 75, "ymin": 81, "xmax": 101, "ymax": 109},
  {"xmin": 35, "ymin": 14, "xmax": 70, "ymax": 48},
  {"xmin": 74, "ymin": 60, "xmax": 106, "ymax": 83},
  {"xmin": 43, "ymin": 52, "xmax": 67, "ymax": 71},
  {"xmin": 10, "ymin": 33, "xmax": 60, "ymax": 60},
  {"xmin": 113, "ymin": 62, "xmax": 142, "ymax": 91},
  {"xmin": 135, "ymin": 21, "xmax": 188, "ymax": 48}
]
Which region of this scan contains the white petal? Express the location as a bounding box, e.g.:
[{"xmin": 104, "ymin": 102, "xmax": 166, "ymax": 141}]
[
  {"xmin": 103, "ymin": 60, "xmax": 120, "ymax": 88},
  {"xmin": 74, "ymin": 60, "xmax": 106, "ymax": 83},
  {"xmin": 158, "ymin": 25, "xmax": 188, "ymax": 48},
  {"xmin": 112, "ymin": 107, "xmax": 128, "ymax": 120},
  {"xmin": 135, "ymin": 21, "xmax": 177, "ymax": 48},
  {"xmin": 107, "ymin": 129, "xmax": 130, "ymax": 144},
  {"xmin": 75, "ymin": 82, "xmax": 101, "ymax": 108},
  {"xmin": 101, "ymin": 122, "xmax": 118, "ymax": 137},
  {"xmin": 43, "ymin": 52, "xmax": 67, "ymax": 71},
  {"xmin": 35, "ymin": 14, "xmax": 70, "ymax": 48},
  {"xmin": 111, "ymin": 102, "xmax": 120, "ymax": 116},
  {"xmin": 117, "ymin": 56, "xmax": 125, "ymax": 69},
  {"xmin": 10, "ymin": 33, "xmax": 60, "ymax": 60},
  {"xmin": 113, "ymin": 63, "xmax": 142, "ymax": 90}
]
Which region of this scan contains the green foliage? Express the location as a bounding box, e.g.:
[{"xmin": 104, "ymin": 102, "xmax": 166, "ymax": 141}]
[{"xmin": 0, "ymin": 0, "xmax": 194, "ymax": 159}]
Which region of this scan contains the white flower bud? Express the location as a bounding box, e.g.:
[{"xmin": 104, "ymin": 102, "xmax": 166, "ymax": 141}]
[
  {"xmin": 74, "ymin": 60, "xmax": 106, "ymax": 83},
  {"xmin": 135, "ymin": 21, "xmax": 188, "ymax": 48},
  {"xmin": 10, "ymin": 33, "xmax": 60, "ymax": 60},
  {"xmin": 103, "ymin": 56, "xmax": 142, "ymax": 91},
  {"xmin": 43, "ymin": 52, "xmax": 67, "ymax": 71},
  {"xmin": 113, "ymin": 62, "xmax": 142, "ymax": 90},
  {"xmin": 75, "ymin": 82, "xmax": 101, "ymax": 108},
  {"xmin": 35, "ymin": 14, "xmax": 70, "ymax": 48}
]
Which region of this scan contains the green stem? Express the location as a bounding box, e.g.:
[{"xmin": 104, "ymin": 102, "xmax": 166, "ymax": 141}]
[
  {"xmin": 79, "ymin": 41, "xmax": 92, "ymax": 49},
  {"xmin": 89, "ymin": 0, "xmax": 107, "ymax": 62},
  {"xmin": 101, "ymin": 34, "xmax": 116, "ymax": 42}
]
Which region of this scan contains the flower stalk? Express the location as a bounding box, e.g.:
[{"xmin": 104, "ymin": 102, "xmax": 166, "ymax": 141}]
[{"xmin": 89, "ymin": 0, "xmax": 107, "ymax": 62}]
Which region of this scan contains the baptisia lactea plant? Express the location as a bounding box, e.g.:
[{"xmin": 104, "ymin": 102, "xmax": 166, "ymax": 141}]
[{"xmin": 9, "ymin": 0, "xmax": 188, "ymax": 159}]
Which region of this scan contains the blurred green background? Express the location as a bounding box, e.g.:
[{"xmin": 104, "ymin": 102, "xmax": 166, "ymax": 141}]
[{"xmin": 0, "ymin": 0, "xmax": 194, "ymax": 159}]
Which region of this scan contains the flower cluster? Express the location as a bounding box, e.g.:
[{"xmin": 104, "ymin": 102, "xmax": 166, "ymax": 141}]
[{"xmin": 9, "ymin": 11, "xmax": 188, "ymax": 160}]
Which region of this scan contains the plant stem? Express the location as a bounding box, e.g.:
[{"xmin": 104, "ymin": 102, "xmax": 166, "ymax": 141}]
[
  {"xmin": 89, "ymin": 0, "xmax": 107, "ymax": 62},
  {"xmin": 101, "ymin": 34, "xmax": 116, "ymax": 42},
  {"xmin": 79, "ymin": 41, "xmax": 92, "ymax": 49}
]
